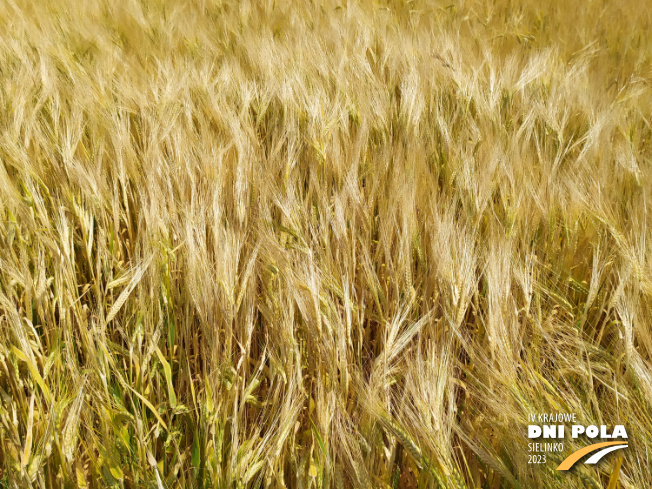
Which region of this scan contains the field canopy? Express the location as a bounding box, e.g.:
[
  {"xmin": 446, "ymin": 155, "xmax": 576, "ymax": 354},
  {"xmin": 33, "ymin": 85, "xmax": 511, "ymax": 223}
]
[{"xmin": 0, "ymin": 0, "xmax": 651, "ymax": 487}]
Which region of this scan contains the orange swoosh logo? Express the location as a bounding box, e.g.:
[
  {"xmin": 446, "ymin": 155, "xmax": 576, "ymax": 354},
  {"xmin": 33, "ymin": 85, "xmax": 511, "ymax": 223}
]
[{"xmin": 557, "ymin": 442, "xmax": 628, "ymax": 471}]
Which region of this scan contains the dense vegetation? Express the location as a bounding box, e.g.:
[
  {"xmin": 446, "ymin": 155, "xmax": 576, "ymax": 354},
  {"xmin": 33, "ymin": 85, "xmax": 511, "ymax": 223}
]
[{"xmin": 0, "ymin": 0, "xmax": 651, "ymax": 487}]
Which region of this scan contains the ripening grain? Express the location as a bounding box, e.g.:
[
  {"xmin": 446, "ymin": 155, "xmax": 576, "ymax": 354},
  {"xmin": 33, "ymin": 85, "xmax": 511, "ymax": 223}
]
[{"xmin": 0, "ymin": 0, "xmax": 651, "ymax": 487}]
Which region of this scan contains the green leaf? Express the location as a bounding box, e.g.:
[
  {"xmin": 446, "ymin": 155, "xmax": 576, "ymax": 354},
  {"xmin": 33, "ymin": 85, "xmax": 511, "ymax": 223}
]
[
  {"xmin": 109, "ymin": 463, "xmax": 124, "ymax": 481},
  {"xmin": 156, "ymin": 347, "xmax": 177, "ymax": 408},
  {"xmin": 192, "ymin": 432, "xmax": 200, "ymax": 469},
  {"xmin": 310, "ymin": 417, "xmax": 327, "ymax": 457}
]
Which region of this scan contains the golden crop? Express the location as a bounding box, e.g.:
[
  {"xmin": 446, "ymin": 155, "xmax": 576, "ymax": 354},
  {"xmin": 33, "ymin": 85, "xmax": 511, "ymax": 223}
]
[{"xmin": 0, "ymin": 0, "xmax": 650, "ymax": 487}]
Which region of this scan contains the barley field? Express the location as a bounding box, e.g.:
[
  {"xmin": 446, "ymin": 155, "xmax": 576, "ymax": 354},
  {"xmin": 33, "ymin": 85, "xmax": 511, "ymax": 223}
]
[{"xmin": 0, "ymin": 0, "xmax": 651, "ymax": 487}]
